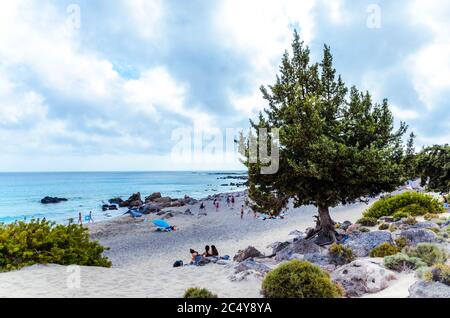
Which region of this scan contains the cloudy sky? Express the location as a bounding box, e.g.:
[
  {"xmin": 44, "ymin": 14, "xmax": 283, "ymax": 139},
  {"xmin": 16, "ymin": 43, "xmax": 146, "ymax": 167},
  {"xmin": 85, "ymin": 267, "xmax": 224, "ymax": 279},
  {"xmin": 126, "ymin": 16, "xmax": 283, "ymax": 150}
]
[{"xmin": 0, "ymin": 0, "xmax": 449, "ymax": 172}]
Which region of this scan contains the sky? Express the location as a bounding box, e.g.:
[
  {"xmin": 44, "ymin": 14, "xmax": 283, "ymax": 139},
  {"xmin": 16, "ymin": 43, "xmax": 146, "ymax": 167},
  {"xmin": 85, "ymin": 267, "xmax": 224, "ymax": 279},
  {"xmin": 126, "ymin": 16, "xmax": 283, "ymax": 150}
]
[{"xmin": 0, "ymin": 0, "xmax": 449, "ymax": 172}]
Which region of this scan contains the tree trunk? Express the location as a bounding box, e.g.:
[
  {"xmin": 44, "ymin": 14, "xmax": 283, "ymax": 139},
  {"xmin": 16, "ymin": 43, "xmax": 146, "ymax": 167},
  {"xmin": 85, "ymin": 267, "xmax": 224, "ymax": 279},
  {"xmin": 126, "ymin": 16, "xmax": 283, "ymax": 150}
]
[
  {"xmin": 318, "ymin": 205, "xmax": 337, "ymax": 242},
  {"xmin": 305, "ymin": 205, "xmax": 337, "ymax": 244}
]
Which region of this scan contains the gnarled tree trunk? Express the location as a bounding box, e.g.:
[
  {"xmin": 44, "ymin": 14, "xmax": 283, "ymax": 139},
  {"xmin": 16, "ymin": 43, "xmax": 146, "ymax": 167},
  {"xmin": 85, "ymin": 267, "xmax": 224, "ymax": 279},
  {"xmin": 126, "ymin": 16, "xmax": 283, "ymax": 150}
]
[{"xmin": 305, "ymin": 205, "xmax": 337, "ymax": 244}]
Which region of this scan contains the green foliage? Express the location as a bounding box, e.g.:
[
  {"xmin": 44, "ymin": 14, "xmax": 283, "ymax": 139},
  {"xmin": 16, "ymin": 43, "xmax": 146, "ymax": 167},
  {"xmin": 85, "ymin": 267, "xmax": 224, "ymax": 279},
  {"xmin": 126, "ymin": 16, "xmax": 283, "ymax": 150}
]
[
  {"xmin": 183, "ymin": 288, "xmax": 218, "ymax": 298},
  {"xmin": 364, "ymin": 192, "xmax": 444, "ymax": 219},
  {"xmin": 0, "ymin": 219, "xmax": 111, "ymax": 272},
  {"xmin": 357, "ymin": 217, "xmax": 378, "ymax": 227},
  {"xmin": 383, "ymin": 253, "xmax": 427, "ymax": 272},
  {"xmin": 261, "ymin": 260, "xmax": 344, "ymax": 298},
  {"xmin": 416, "ymin": 145, "xmax": 450, "ymax": 193},
  {"xmin": 378, "ymin": 223, "xmax": 389, "ymax": 230},
  {"xmin": 424, "ymin": 213, "xmax": 440, "ymax": 221},
  {"xmin": 394, "ymin": 237, "xmax": 410, "ymax": 249},
  {"xmin": 403, "ymin": 216, "xmax": 418, "ymax": 225},
  {"xmin": 369, "ymin": 243, "xmax": 400, "ymax": 258},
  {"xmin": 328, "ymin": 243, "xmax": 356, "ymax": 265},
  {"xmin": 423, "ymin": 264, "xmax": 450, "ymax": 286},
  {"xmin": 392, "ymin": 211, "xmax": 410, "ymax": 221},
  {"xmin": 403, "ymin": 243, "xmax": 447, "ymax": 266},
  {"xmin": 241, "ymin": 31, "xmax": 409, "ymax": 235},
  {"xmin": 389, "ymin": 224, "xmax": 398, "ymax": 232},
  {"xmin": 360, "ymin": 227, "xmax": 370, "ymax": 233}
]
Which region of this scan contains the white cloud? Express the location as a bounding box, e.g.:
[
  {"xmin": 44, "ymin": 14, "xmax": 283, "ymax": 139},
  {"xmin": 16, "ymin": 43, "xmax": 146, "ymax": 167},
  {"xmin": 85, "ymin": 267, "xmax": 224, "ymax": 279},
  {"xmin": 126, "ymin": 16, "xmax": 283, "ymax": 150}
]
[
  {"xmin": 406, "ymin": 0, "xmax": 450, "ymax": 110},
  {"xmin": 123, "ymin": 0, "xmax": 164, "ymax": 39}
]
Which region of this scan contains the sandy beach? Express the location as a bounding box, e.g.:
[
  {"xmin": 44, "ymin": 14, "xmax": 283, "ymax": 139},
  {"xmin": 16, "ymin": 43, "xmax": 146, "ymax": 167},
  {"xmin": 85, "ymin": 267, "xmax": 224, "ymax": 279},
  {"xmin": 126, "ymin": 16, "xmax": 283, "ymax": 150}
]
[{"xmin": 0, "ymin": 192, "xmax": 419, "ymax": 298}]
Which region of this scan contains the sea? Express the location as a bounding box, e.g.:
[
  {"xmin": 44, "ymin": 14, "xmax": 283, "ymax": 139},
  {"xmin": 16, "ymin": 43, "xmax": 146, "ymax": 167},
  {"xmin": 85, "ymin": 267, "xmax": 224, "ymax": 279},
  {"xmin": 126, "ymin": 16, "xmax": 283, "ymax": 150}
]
[{"xmin": 0, "ymin": 171, "xmax": 247, "ymax": 224}]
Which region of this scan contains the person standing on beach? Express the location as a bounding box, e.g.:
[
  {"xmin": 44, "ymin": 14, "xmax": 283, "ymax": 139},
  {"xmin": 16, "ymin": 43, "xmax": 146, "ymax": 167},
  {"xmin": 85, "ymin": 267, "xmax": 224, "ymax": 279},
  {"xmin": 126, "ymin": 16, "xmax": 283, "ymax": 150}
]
[
  {"xmin": 199, "ymin": 201, "xmax": 206, "ymax": 214},
  {"xmin": 78, "ymin": 212, "xmax": 83, "ymax": 225},
  {"xmin": 89, "ymin": 211, "xmax": 94, "ymax": 224},
  {"xmin": 240, "ymin": 205, "xmax": 244, "ymax": 219},
  {"xmin": 215, "ymin": 200, "xmax": 219, "ymax": 212},
  {"xmin": 231, "ymin": 195, "xmax": 235, "ymax": 209},
  {"xmin": 226, "ymin": 196, "xmax": 230, "ymax": 207}
]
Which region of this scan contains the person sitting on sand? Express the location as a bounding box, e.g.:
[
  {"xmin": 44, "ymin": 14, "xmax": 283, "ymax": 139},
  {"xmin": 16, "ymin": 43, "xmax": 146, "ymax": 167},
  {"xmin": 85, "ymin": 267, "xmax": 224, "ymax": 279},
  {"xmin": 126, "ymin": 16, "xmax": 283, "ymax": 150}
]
[
  {"xmin": 211, "ymin": 245, "xmax": 219, "ymax": 256},
  {"xmin": 190, "ymin": 249, "xmax": 199, "ymax": 263},
  {"xmin": 202, "ymin": 245, "xmax": 213, "ymax": 257}
]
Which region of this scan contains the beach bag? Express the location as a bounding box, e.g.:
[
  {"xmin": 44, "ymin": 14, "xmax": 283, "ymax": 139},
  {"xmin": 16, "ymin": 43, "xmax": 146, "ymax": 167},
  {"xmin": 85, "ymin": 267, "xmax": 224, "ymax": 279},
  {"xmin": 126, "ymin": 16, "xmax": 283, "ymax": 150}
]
[{"xmin": 173, "ymin": 260, "xmax": 183, "ymax": 268}]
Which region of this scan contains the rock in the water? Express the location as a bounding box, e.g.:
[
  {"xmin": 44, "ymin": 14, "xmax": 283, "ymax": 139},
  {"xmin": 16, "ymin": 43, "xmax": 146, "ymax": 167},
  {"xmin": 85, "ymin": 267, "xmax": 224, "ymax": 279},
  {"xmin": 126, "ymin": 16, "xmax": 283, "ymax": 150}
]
[
  {"xmin": 233, "ymin": 246, "xmax": 264, "ymax": 262},
  {"xmin": 119, "ymin": 192, "xmax": 143, "ymax": 208},
  {"xmin": 344, "ymin": 231, "xmax": 393, "ymax": 257},
  {"xmin": 332, "ymin": 259, "xmax": 397, "ymax": 297},
  {"xmin": 102, "ymin": 204, "xmax": 118, "ymax": 211},
  {"xmin": 397, "ymin": 228, "xmax": 437, "ymax": 245},
  {"xmin": 109, "ymin": 197, "xmax": 123, "ymax": 205},
  {"xmin": 41, "ymin": 197, "xmax": 68, "ymax": 204},
  {"xmin": 408, "ymin": 281, "xmax": 450, "ymax": 298},
  {"xmin": 275, "ymin": 239, "xmax": 322, "ymax": 262},
  {"xmin": 145, "ymin": 192, "xmax": 162, "ymax": 202},
  {"xmin": 234, "ymin": 259, "xmax": 271, "ymax": 274}
]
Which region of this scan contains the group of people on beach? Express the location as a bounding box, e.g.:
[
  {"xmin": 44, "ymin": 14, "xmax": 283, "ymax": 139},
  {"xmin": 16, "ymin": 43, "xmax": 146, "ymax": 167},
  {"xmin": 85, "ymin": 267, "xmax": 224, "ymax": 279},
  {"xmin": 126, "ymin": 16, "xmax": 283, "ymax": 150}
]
[
  {"xmin": 199, "ymin": 195, "xmax": 257, "ymax": 219},
  {"xmin": 77, "ymin": 211, "xmax": 94, "ymax": 225}
]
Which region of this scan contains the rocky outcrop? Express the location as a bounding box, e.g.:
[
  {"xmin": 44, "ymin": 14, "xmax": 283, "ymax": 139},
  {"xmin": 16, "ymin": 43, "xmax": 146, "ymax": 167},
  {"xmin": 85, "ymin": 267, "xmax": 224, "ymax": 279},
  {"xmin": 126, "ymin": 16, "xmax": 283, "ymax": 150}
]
[
  {"xmin": 233, "ymin": 246, "xmax": 264, "ymax": 262},
  {"xmin": 408, "ymin": 281, "xmax": 450, "ymax": 298},
  {"xmin": 102, "ymin": 204, "xmax": 118, "ymax": 211},
  {"xmin": 117, "ymin": 192, "xmax": 143, "ymax": 208},
  {"xmin": 109, "ymin": 197, "xmax": 123, "ymax": 205},
  {"xmin": 234, "ymin": 259, "xmax": 271, "ymax": 274},
  {"xmin": 41, "ymin": 197, "xmax": 68, "ymax": 204},
  {"xmin": 397, "ymin": 228, "xmax": 437, "ymax": 245},
  {"xmin": 145, "ymin": 192, "xmax": 162, "ymax": 202},
  {"xmin": 344, "ymin": 231, "xmax": 393, "ymax": 257},
  {"xmin": 275, "ymin": 239, "xmax": 323, "ymax": 262},
  {"xmin": 139, "ymin": 203, "xmax": 161, "ymax": 215},
  {"xmin": 332, "ymin": 259, "xmax": 398, "ymax": 297}
]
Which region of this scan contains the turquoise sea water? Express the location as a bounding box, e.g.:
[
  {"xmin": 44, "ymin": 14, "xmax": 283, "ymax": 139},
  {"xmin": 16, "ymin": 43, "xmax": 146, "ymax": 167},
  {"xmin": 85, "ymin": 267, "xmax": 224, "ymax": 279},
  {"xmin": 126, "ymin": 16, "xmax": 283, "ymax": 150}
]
[{"xmin": 0, "ymin": 171, "xmax": 246, "ymax": 224}]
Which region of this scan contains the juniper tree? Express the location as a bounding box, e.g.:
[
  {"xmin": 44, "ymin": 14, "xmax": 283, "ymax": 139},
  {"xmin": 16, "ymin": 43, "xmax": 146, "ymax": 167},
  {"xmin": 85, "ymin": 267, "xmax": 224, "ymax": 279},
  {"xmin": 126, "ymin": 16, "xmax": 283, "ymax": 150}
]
[
  {"xmin": 243, "ymin": 31, "xmax": 409, "ymax": 242},
  {"xmin": 417, "ymin": 145, "xmax": 450, "ymax": 193}
]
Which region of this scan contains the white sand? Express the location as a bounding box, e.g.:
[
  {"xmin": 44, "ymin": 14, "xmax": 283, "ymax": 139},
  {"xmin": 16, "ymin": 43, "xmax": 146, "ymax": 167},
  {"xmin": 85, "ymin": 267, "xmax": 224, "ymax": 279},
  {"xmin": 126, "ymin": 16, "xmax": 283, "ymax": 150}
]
[{"xmin": 0, "ymin": 194, "xmax": 418, "ymax": 298}]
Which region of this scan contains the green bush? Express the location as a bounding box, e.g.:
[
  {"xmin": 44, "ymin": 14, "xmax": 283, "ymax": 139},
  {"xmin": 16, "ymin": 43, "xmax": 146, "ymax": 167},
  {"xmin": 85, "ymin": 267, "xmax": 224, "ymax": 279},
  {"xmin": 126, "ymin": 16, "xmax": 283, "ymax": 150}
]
[
  {"xmin": 392, "ymin": 211, "xmax": 410, "ymax": 221},
  {"xmin": 0, "ymin": 219, "xmax": 111, "ymax": 272},
  {"xmin": 364, "ymin": 192, "xmax": 444, "ymax": 219},
  {"xmin": 261, "ymin": 260, "xmax": 344, "ymax": 298},
  {"xmin": 357, "ymin": 217, "xmax": 378, "ymax": 227},
  {"xmin": 394, "ymin": 237, "xmax": 410, "ymax": 249},
  {"xmin": 389, "ymin": 224, "xmax": 398, "ymax": 232},
  {"xmin": 403, "ymin": 216, "xmax": 418, "ymax": 225},
  {"xmin": 384, "ymin": 253, "xmax": 427, "ymax": 272},
  {"xmin": 423, "ymin": 264, "xmax": 450, "ymax": 286},
  {"xmin": 378, "ymin": 223, "xmax": 389, "ymax": 230},
  {"xmin": 329, "ymin": 243, "xmax": 356, "ymax": 265},
  {"xmin": 184, "ymin": 288, "xmax": 218, "ymax": 298},
  {"xmin": 403, "ymin": 243, "xmax": 447, "ymax": 266},
  {"xmin": 369, "ymin": 243, "xmax": 400, "ymax": 258},
  {"xmin": 360, "ymin": 227, "xmax": 370, "ymax": 233}
]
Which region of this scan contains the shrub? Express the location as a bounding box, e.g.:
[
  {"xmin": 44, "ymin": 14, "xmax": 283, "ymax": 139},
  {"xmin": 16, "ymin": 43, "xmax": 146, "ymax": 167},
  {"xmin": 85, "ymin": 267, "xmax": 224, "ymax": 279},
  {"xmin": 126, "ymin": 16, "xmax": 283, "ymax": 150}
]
[
  {"xmin": 383, "ymin": 253, "xmax": 427, "ymax": 272},
  {"xmin": 424, "ymin": 213, "xmax": 440, "ymax": 221},
  {"xmin": 0, "ymin": 219, "xmax": 111, "ymax": 272},
  {"xmin": 423, "ymin": 264, "xmax": 450, "ymax": 286},
  {"xmin": 403, "ymin": 243, "xmax": 447, "ymax": 266},
  {"xmin": 394, "ymin": 237, "xmax": 410, "ymax": 249},
  {"xmin": 378, "ymin": 223, "xmax": 389, "ymax": 230},
  {"xmin": 357, "ymin": 217, "xmax": 378, "ymax": 227},
  {"xmin": 261, "ymin": 260, "xmax": 344, "ymax": 298},
  {"xmin": 428, "ymin": 227, "xmax": 440, "ymax": 234},
  {"xmin": 403, "ymin": 216, "xmax": 418, "ymax": 225},
  {"xmin": 369, "ymin": 243, "xmax": 400, "ymax": 258},
  {"xmin": 364, "ymin": 192, "xmax": 444, "ymax": 219},
  {"xmin": 389, "ymin": 224, "xmax": 398, "ymax": 232},
  {"xmin": 392, "ymin": 211, "xmax": 410, "ymax": 221},
  {"xmin": 329, "ymin": 243, "xmax": 356, "ymax": 265},
  {"xmin": 184, "ymin": 288, "xmax": 218, "ymax": 298},
  {"xmin": 360, "ymin": 227, "xmax": 370, "ymax": 233}
]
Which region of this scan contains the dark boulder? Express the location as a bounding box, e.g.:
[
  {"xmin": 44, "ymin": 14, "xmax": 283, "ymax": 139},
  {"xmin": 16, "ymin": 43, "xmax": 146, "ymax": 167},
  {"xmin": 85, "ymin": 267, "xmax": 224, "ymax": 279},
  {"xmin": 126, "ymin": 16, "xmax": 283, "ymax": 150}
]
[
  {"xmin": 41, "ymin": 197, "xmax": 68, "ymax": 204},
  {"xmin": 145, "ymin": 192, "xmax": 162, "ymax": 202},
  {"xmin": 109, "ymin": 197, "xmax": 123, "ymax": 205},
  {"xmin": 233, "ymin": 246, "xmax": 264, "ymax": 262}
]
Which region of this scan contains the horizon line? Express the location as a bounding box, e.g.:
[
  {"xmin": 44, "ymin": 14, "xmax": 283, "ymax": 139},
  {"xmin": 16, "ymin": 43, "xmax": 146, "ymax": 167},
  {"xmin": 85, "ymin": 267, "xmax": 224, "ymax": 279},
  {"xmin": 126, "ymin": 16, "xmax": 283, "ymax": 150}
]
[{"xmin": 0, "ymin": 169, "xmax": 248, "ymax": 174}]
